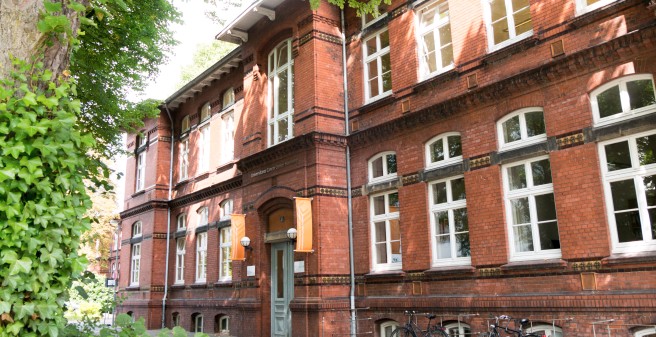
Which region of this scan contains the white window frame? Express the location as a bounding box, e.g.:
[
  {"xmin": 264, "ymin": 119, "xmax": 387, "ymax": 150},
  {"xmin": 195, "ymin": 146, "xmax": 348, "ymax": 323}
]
[
  {"xmin": 502, "ymin": 155, "xmax": 561, "ymax": 261},
  {"xmin": 425, "ymin": 132, "xmax": 463, "ymax": 169},
  {"xmin": 591, "ymin": 74, "xmax": 656, "ymax": 127},
  {"xmin": 220, "ymin": 199, "xmax": 233, "ymax": 221},
  {"xmin": 599, "ymin": 130, "xmax": 656, "ymax": 253},
  {"xmin": 363, "ymin": 28, "xmax": 392, "ymax": 103},
  {"xmin": 362, "ymin": 7, "xmax": 387, "ymax": 28},
  {"xmin": 576, "ymin": 0, "xmax": 618, "ymax": 16},
  {"xmin": 415, "ymin": 0, "xmax": 454, "ymax": 80},
  {"xmin": 221, "ymin": 111, "xmax": 235, "ymax": 163},
  {"xmin": 525, "ymin": 324, "xmax": 563, "ymax": 337},
  {"xmin": 497, "ymin": 107, "xmax": 547, "ymax": 151},
  {"xmin": 368, "ymin": 151, "xmax": 397, "ymax": 184},
  {"xmin": 428, "ymin": 176, "xmax": 471, "ymax": 267},
  {"xmin": 181, "ymin": 115, "xmax": 190, "ymax": 134},
  {"xmin": 379, "ymin": 321, "xmax": 399, "ymax": 337},
  {"xmin": 132, "ymin": 221, "xmax": 142, "ymax": 237},
  {"xmin": 198, "ymin": 207, "xmax": 209, "ymax": 227},
  {"xmin": 634, "ymin": 327, "xmax": 656, "ymax": 337},
  {"xmin": 175, "ymin": 237, "xmax": 185, "ymax": 284},
  {"xmin": 444, "ymin": 322, "xmax": 472, "ymax": 337},
  {"xmin": 177, "ymin": 213, "xmax": 186, "ymax": 231},
  {"xmin": 200, "ymin": 102, "xmax": 211, "ymax": 122},
  {"xmin": 130, "ymin": 243, "xmax": 140, "ymax": 286},
  {"xmin": 267, "ymin": 39, "xmax": 294, "ymax": 147},
  {"xmin": 180, "ymin": 139, "xmax": 189, "ymax": 181},
  {"xmin": 135, "ymin": 151, "xmax": 146, "ymax": 191},
  {"xmin": 370, "ymin": 191, "xmax": 402, "ymax": 272},
  {"xmin": 195, "ymin": 232, "xmax": 207, "ymax": 282},
  {"xmin": 198, "ymin": 125, "xmax": 210, "ymax": 173},
  {"xmin": 219, "ymin": 316, "xmax": 230, "ymax": 332},
  {"xmin": 223, "ymin": 88, "xmax": 235, "ymax": 108},
  {"xmin": 194, "ymin": 314, "xmax": 204, "ymax": 333},
  {"xmin": 219, "ymin": 226, "xmax": 232, "ymax": 281},
  {"xmin": 482, "ymin": 0, "xmax": 533, "ymax": 52}
]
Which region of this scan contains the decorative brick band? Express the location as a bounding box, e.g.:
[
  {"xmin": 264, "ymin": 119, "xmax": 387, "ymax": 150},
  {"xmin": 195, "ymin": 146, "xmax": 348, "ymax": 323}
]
[
  {"xmin": 478, "ymin": 268, "xmax": 502, "ymax": 277},
  {"xmin": 401, "ymin": 173, "xmax": 420, "ymax": 186},
  {"xmin": 469, "ymin": 155, "xmax": 492, "ymax": 170},
  {"xmin": 351, "ymin": 188, "xmax": 363, "ymax": 197},
  {"xmin": 390, "ymin": 4, "xmax": 408, "ymax": 19},
  {"xmin": 242, "ymin": 54, "xmax": 254, "ymax": 65},
  {"xmin": 152, "ymin": 233, "xmax": 168, "ymax": 239},
  {"xmin": 299, "ymin": 30, "xmax": 342, "ymax": 46},
  {"xmin": 159, "ymin": 136, "xmax": 171, "ymax": 143},
  {"xmin": 570, "ymin": 260, "xmax": 602, "ymax": 271},
  {"xmin": 556, "ymin": 131, "xmax": 585, "ymax": 149},
  {"xmin": 150, "ymin": 285, "xmax": 165, "ymax": 292},
  {"xmin": 235, "ymin": 84, "xmax": 244, "ymax": 94},
  {"xmin": 298, "ymin": 14, "xmax": 340, "ymax": 29}
]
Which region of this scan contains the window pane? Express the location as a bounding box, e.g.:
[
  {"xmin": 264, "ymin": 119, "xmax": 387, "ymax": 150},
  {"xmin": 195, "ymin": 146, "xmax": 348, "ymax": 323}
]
[
  {"xmin": 605, "ymin": 141, "xmax": 632, "ymax": 171},
  {"xmin": 502, "ymin": 116, "xmax": 521, "ymax": 143},
  {"xmin": 390, "ymin": 219, "xmax": 400, "ymax": 240},
  {"xmin": 375, "ymin": 222, "xmax": 387, "ymax": 242},
  {"xmin": 423, "ymin": 33, "xmax": 437, "ymax": 73},
  {"xmin": 535, "ymin": 193, "xmax": 557, "ymax": 221},
  {"xmin": 597, "ymin": 85, "xmax": 622, "ymax": 118},
  {"xmin": 513, "ymin": 6, "xmax": 532, "ymax": 35},
  {"xmin": 490, "ymin": 0, "xmax": 507, "ymax": 21},
  {"xmin": 277, "ymin": 44, "xmax": 288, "ymax": 68},
  {"xmin": 388, "ymin": 192, "xmax": 399, "ymax": 212},
  {"xmin": 511, "ymin": 198, "xmax": 530, "ymax": 225},
  {"xmin": 447, "ymin": 135, "xmax": 462, "ymax": 157},
  {"xmin": 455, "ymin": 232, "xmax": 470, "ymax": 257},
  {"xmin": 648, "ymin": 208, "xmax": 656, "ymax": 240},
  {"xmin": 627, "ymin": 79, "xmax": 655, "ymax": 110},
  {"xmin": 441, "ymin": 43, "xmax": 454, "ymax": 68},
  {"xmin": 615, "ymin": 210, "xmax": 643, "ymax": 242},
  {"xmin": 430, "ymin": 139, "xmax": 445, "ymax": 162},
  {"xmin": 451, "ymin": 178, "xmax": 466, "ymax": 201},
  {"xmin": 439, "ymin": 24, "xmax": 452, "ymax": 45},
  {"xmin": 492, "ymin": 18, "xmax": 510, "ymax": 44},
  {"xmin": 376, "ymin": 243, "xmax": 387, "ymax": 264},
  {"xmin": 644, "ymin": 175, "xmax": 656, "ymax": 207},
  {"xmin": 276, "ymin": 250, "xmax": 284, "ymax": 298},
  {"xmin": 513, "ymin": 224, "xmax": 534, "ymax": 252},
  {"xmin": 381, "ymin": 54, "xmax": 392, "ymax": 92},
  {"xmin": 525, "ymin": 110, "xmax": 545, "ymax": 137},
  {"xmin": 538, "ymin": 221, "xmax": 560, "ymax": 250},
  {"xmin": 391, "ymin": 242, "xmax": 402, "ymax": 263},
  {"xmin": 366, "ymin": 37, "xmax": 377, "ymax": 56},
  {"xmin": 435, "ymin": 211, "xmax": 449, "ymax": 234},
  {"xmin": 433, "ymin": 182, "xmax": 447, "ymax": 204},
  {"xmin": 277, "ymin": 70, "xmax": 289, "ymax": 114},
  {"xmin": 372, "ymin": 157, "xmax": 384, "ymax": 178},
  {"xmin": 380, "ymin": 30, "xmax": 390, "ymax": 48},
  {"xmin": 437, "ymin": 235, "xmax": 451, "ymax": 259},
  {"xmin": 531, "ymin": 159, "xmax": 552, "ymax": 186},
  {"xmin": 277, "ymin": 117, "xmax": 289, "ymax": 143},
  {"xmin": 453, "ymin": 208, "xmax": 468, "ymax": 232},
  {"xmin": 386, "ymin": 154, "xmax": 397, "ymax": 174},
  {"xmin": 508, "ymin": 164, "xmax": 527, "ymax": 190},
  {"xmin": 610, "ymin": 179, "xmax": 638, "ymax": 210},
  {"xmin": 374, "ymin": 195, "xmax": 386, "ymax": 215},
  {"xmin": 637, "ymin": 135, "xmax": 656, "ymax": 166}
]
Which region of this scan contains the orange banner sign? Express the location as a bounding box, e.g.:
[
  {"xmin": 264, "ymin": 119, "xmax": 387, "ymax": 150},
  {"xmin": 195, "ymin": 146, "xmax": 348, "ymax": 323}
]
[
  {"xmin": 294, "ymin": 197, "xmax": 313, "ymax": 252},
  {"xmin": 231, "ymin": 214, "xmax": 245, "ymax": 261}
]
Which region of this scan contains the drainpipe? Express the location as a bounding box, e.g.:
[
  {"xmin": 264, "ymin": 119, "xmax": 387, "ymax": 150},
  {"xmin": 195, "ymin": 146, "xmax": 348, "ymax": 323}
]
[
  {"xmin": 340, "ymin": 9, "xmax": 357, "ymax": 337},
  {"xmin": 161, "ymin": 104, "xmax": 175, "ymax": 328}
]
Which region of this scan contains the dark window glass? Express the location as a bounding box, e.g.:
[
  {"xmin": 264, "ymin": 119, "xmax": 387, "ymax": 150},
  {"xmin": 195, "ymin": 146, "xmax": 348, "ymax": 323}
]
[
  {"xmin": 605, "ymin": 141, "xmax": 632, "ymax": 171},
  {"xmin": 627, "ymin": 79, "xmax": 656, "ymax": 110},
  {"xmin": 637, "ymin": 135, "xmax": 656, "ymax": 166},
  {"xmin": 597, "ymin": 85, "xmax": 622, "ymax": 118},
  {"xmin": 525, "ymin": 110, "xmax": 546, "ymax": 137},
  {"xmin": 531, "ymin": 159, "xmax": 552, "ymax": 186},
  {"xmin": 448, "ymin": 135, "xmax": 462, "ymax": 158}
]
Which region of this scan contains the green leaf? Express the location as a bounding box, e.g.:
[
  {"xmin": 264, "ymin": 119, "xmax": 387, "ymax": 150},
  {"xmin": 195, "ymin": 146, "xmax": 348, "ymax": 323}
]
[
  {"xmin": 1, "ymin": 250, "xmax": 18, "ymax": 264},
  {"xmin": 67, "ymin": 1, "xmax": 86, "ymax": 12},
  {"xmin": 79, "ymin": 17, "xmax": 97, "ymax": 27},
  {"xmin": 3, "ymin": 143, "xmax": 25, "ymax": 159},
  {"xmin": 22, "ymin": 92, "xmax": 37, "ymax": 106},
  {"xmin": 6, "ymin": 321, "xmax": 25, "ymax": 335},
  {"xmin": 9, "ymin": 257, "xmax": 32, "ymax": 275},
  {"xmin": 48, "ymin": 325, "xmax": 59, "ymax": 337},
  {"xmin": 14, "ymin": 303, "xmax": 35, "ymax": 319},
  {"xmin": 43, "ymin": 1, "xmax": 63, "ymax": 13},
  {"xmin": 0, "ymin": 168, "xmax": 17, "ymax": 182},
  {"xmin": 0, "ymin": 301, "xmax": 10, "ymax": 314}
]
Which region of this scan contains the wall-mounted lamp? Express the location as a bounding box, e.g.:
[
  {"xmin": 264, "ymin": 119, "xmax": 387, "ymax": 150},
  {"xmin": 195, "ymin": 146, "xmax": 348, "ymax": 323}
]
[
  {"xmin": 240, "ymin": 236, "xmax": 253, "ymax": 251},
  {"xmin": 286, "ymin": 228, "xmax": 297, "ymax": 240}
]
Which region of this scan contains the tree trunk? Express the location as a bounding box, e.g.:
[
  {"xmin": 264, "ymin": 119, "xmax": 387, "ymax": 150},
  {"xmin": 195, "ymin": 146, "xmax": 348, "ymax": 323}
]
[{"xmin": 0, "ymin": 0, "xmax": 79, "ymax": 79}]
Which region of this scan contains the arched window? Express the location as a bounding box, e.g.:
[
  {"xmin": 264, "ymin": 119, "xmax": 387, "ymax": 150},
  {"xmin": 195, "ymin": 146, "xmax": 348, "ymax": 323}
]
[
  {"xmin": 220, "ymin": 199, "xmax": 233, "ymax": 221},
  {"xmin": 425, "ymin": 132, "xmax": 462, "ymax": 168},
  {"xmin": 223, "ymin": 87, "xmax": 235, "ymax": 108},
  {"xmin": 591, "ymin": 74, "xmax": 656, "ymax": 126},
  {"xmin": 171, "ymin": 312, "xmax": 180, "ymax": 327},
  {"xmin": 214, "ymin": 314, "xmax": 230, "ymax": 334},
  {"xmin": 525, "ymin": 324, "xmax": 563, "ymax": 337},
  {"xmin": 369, "ymin": 152, "xmax": 397, "ymax": 183},
  {"xmin": 198, "ymin": 207, "xmax": 209, "ymax": 227},
  {"xmin": 379, "ymin": 320, "xmax": 399, "ymax": 337},
  {"xmin": 443, "ymin": 322, "xmax": 471, "ymax": 337},
  {"xmin": 268, "ymin": 39, "xmax": 294, "ymax": 146},
  {"xmin": 497, "ymin": 107, "xmax": 546, "ymax": 151},
  {"xmin": 132, "ymin": 221, "xmax": 142, "ymax": 237},
  {"xmin": 177, "ymin": 214, "xmax": 186, "ymax": 231},
  {"xmin": 635, "ymin": 327, "xmax": 656, "ymax": 337},
  {"xmin": 200, "ymin": 102, "xmax": 211, "ymax": 122},
  {"xmin": 181, "ymin": 115, "xmax": 190, "ymax": 134},
  {"xmin": 191, "ymin": 313, "xmax": 203, "ymax": 333}
]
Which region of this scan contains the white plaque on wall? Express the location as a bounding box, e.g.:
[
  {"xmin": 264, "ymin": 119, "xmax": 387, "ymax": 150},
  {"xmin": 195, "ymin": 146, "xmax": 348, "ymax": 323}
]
[
  {"xmin": 294, "ymin": 261, "xmax": 305, "ymax": 273},
  {"xmin": 247, "ymin": 265, "xmax": 255, "ymax": 277}
]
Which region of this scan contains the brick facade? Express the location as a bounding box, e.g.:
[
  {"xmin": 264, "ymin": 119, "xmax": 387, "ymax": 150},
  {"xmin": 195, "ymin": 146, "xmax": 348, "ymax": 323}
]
[{"xmin": 114, "ymin": 0, "xmax": 656, "ymax": 336}]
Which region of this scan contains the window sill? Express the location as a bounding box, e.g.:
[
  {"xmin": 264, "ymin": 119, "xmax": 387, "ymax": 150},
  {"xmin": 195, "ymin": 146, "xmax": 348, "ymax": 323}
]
[
  {"xmin": 496, "ymin": 140, "xmax": 550, "ymax": 165},
  {"xmin": 174, "ymin": 230, "xmax": 186, "ymax": 239},
  {"xmin": 366, "ymin": 178, "xmax": 400, "ymax": 195},
  {"xmin": 126, "ymin": 285, "xmax": 140, "ymax": 291},
  {"xmin": 131, "ymin": 190, "xmax": 145, "ymax": 198},
  {"xmin": 195, "ymin": 171, "xmax": 210, "ymax": 181},
  {"xmin": 175, "ymin": 179, "xmax": 190, "ymax": 188},
  {"xmin": 425, "ymin": 265, "xmax": 475, "ymax": 276},
  {"xmin": 190, "ymin": 282, "xmax": 207, "ymax": 289},
  {"xmin": 214, "ymin": 280, "xmax": 233, "ymax": 287},
  {"xmin": 501, "ymin": 258, "xmax": 566, "ymax": 271},
  {"xmin": 365, "ymin": 269, "xmax": 404, "ymax": 279},
  {"xmin": 415, "ymin": 68, "xmax": 459, "ymax": 93},
  {"xmin": 483, "ymin": 35, "xmax": 537, "ymax": 65},
  {"xmin": 571, "ymin": 0, "xmax": 628, "ymax": 27},
  {"xmin": 356, "ymin": 94, "xmax": 395, "ymax": 115},
  {"xmin": 216, "ymin": 160, "xmax": 236, "ymax": 174},
  {"xmin": 170, "ymin": 283, "xmax": 185, "ymax": 289},
  {"xmin": 603, "ymin": 251, "xmax": 656, "ymax": 266}
]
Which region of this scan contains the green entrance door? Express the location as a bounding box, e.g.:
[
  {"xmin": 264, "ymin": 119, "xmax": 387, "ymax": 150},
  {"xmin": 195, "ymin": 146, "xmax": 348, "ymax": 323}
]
[{"xmin": 271, "ymin": 241, "xmax": 293, "ymax": 337}]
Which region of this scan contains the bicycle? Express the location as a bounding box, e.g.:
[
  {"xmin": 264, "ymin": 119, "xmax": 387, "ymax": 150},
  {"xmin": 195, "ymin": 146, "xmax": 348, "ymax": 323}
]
[
  {"xmin": 478, "ymin": 315, "xmax": 541, "ymax": 337},
  {"xmin": 391, "ymin": 310, "xmax": 450, "ymax": 337}
]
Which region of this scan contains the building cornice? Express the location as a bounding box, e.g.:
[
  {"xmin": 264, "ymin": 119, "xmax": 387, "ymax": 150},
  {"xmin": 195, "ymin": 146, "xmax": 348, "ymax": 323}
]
[
  {"xmin": 349, "ymin": 24, "xmax": 656, "ymax": 147},
  {"xmin": 169, "ymin": 176, "xmax": 243, "ymax": 209},
  {"xmin": 120, "ymin": 200, "xmax": 169, "ymax": 219}
]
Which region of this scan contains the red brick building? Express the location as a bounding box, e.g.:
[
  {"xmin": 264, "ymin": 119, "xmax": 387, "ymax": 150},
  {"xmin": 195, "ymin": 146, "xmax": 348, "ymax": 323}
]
[{"xmin": 113, "ymin": 0, "xmax": 656, "ymax": 336}]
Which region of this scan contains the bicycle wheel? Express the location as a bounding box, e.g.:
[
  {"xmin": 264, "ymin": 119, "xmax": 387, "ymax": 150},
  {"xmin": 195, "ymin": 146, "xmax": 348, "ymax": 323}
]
[
  {"xmin": 391, "ymin": 327, "xmax": 418, "ymax": 337},
  {"xmin": 478, "ymin": 332, "xmax": 499, "ymax": 337},
  {"xmin": 428, "ymin": 327, "xmax": 449, "ymax": 337}
]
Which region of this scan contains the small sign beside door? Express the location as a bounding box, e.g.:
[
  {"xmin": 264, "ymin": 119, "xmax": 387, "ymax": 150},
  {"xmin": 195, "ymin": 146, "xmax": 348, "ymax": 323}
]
[
  {"xmin": 247, "ymin": 265, "xmax": 255, "ymax": 277},
  {"xmin": 294, "ymin": 261, "xmax": 304, "ymax": 273}
]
